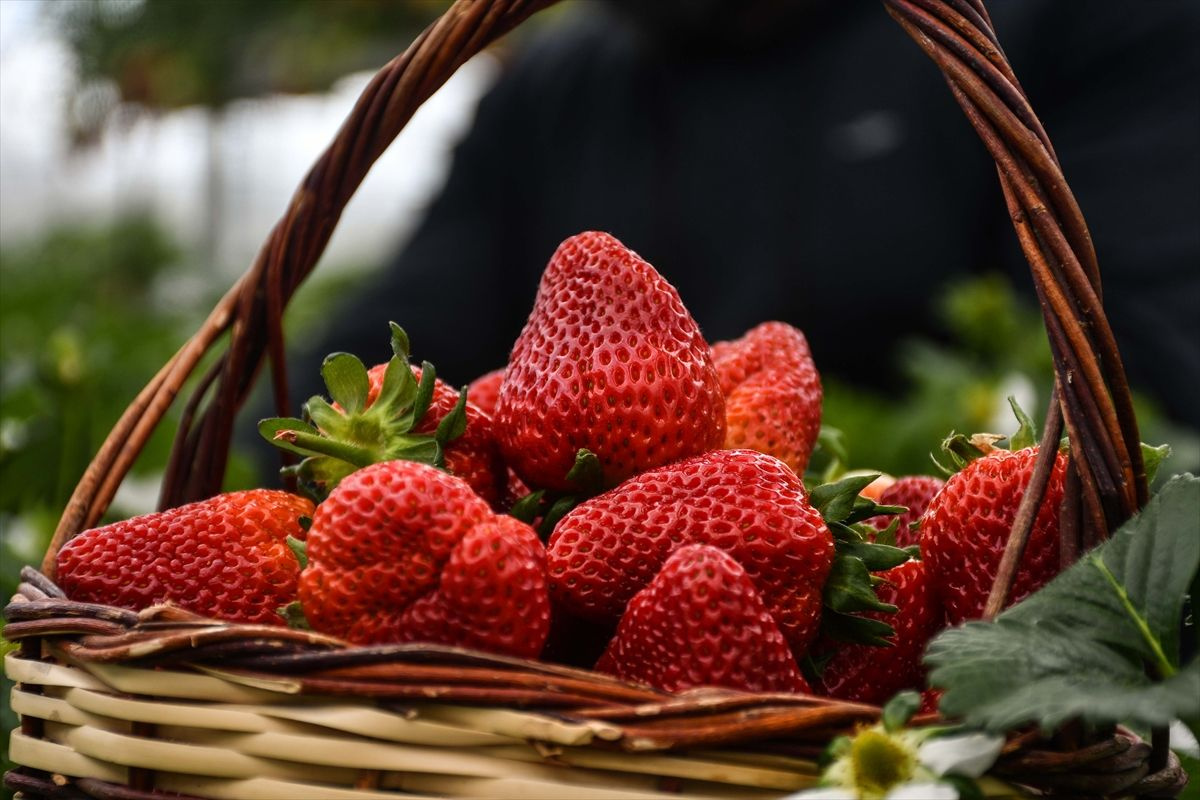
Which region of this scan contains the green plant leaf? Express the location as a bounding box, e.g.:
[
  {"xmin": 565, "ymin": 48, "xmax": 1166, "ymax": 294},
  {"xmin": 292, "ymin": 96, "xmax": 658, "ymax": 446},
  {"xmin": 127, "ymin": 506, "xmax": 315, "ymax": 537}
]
[
  {"xmin": 838, "ymin": 539, "xmax": 912, "ymax": 572},
  {"xmin": 882, "ymin": 690, "xmax": 921, "ymax": 732},
  {"xmin": 1006, "ymin": 395, "xmax": 1037, "ymax": 451},
  {"xmin": 811, "ymin": 472, "xmax": 880, "ymax": 522},
  {"xmin": 565, "ymin": 448, "xmax": 605, "ymax": 496},
  {"xmin": 321, "ymin": 352, "xmax": 369, "ymax": 414},
  {"xmin": 1142, "ymin": 442, "xmax": 1171, "ymax": 486},
  {"xmin": 389, "ymin": 322, "xmax": 411, "ymax": 361},
  {"xmin": 434, "ymin": 389, "xmax": 469, "ymax": 445},
  {"xmin": 927, "ymin": 474, "xmax": 1200, "ymax": 735},
  {"xmin": 825, "ymin": 556, "xmax": 899, "ymax": 615}
]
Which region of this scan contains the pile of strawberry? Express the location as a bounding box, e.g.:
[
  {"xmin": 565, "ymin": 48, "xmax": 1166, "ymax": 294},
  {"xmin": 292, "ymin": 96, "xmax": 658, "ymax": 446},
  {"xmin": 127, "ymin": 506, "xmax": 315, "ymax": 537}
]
[{"xmin": 57, "ymin": 231, "xmax": 1070, "ymax": 706}]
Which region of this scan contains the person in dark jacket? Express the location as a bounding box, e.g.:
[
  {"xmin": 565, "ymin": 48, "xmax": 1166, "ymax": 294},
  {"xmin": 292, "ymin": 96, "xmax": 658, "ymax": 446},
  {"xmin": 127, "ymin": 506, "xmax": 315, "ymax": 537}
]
[{"xmin": 297, "ymin": 0, "xmax": 1200, "ymax": 430}]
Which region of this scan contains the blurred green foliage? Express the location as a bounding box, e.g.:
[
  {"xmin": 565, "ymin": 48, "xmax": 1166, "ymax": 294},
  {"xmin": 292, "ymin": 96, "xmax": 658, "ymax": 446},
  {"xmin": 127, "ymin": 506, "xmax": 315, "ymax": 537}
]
[
  {"xmin": 0, "ymin": 215, "xmax": 367, "ymax": 778},
  {"xmin": 50, "ymin": 0, "xmax": 448, "ymax": 140},
  {"xmin": 820, "ymin": 273, "xmax": 1198, "ymax": 481}
]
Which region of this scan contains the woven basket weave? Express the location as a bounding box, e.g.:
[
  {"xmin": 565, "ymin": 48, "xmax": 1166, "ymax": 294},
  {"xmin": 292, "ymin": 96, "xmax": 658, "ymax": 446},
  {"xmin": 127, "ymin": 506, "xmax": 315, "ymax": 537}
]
[{"xmin": 3, "ymin": 0, "xmax": 1188, "ymax": 797}]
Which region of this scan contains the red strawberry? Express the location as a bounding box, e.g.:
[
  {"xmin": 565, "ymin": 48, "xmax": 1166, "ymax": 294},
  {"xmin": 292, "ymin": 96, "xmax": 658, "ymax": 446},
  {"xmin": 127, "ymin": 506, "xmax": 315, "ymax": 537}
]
[
  {"xmin": 496, "ymin": 231, "xmax": 725, "ymax": 491},
  {"xmin": 815, "ymin": 559, "xmax": 941, "ymax": 705},
  {"xmin": 398, "ymin": 515, "xmax": 550, "ymax": 659},
  {"xmin": 363, "ymin": 363, "xmax": 505, "ymax": 507},
  {"xmin": 595, "ymin": 545, "xmax": 810, "ymax": 694},
  {"xmin": 547, "ymin": 449, "xmax": 834, "ymax": 655},
  {"xmin": 710, "ymin": 322, "xmax": 823, "ymax": 475},
  {"xmin": 870, "ymin": 475, "xmax": 945, "ymax": 548},
  {"xmin": 57, "ymin": 490, "xmax": 314, "ymax": 625},
  {"xmin": 467, "ymin": 368, "xmax": 505, "ymax": 417},
  {"xmin": 920, "ymin": 446, "xmax": 1068, "ymax": 625},
  {"xmin": 300, "ymin": 460, "xmax": 549, "ymax": 656}
]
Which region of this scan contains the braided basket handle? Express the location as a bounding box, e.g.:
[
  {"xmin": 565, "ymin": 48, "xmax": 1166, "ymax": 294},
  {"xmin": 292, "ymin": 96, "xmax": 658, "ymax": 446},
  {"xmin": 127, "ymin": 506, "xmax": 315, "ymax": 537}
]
[{"xmin": 45, "ymin": 0, "xmax": 1146, "ymax": 574}]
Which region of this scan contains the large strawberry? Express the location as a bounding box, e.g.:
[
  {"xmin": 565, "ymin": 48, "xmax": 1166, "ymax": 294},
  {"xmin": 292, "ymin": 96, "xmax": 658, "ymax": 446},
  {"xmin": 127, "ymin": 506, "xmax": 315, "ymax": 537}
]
[
  {"xmin": 869, "ymin": 475, "xmax": 945, "ymax": 548},
  {"xmin": 496, "ymin": 231, "xmax": 725, "ymax": 491},
  {"xmin": 710, "ymin": 322, "xmax": 822, "ymax": 475},
  {"xmin": 57, "ymin": 490, "xmax": 313, "ymax": 625},
  {"xmin": 300, "ymin": 460, "xmax": 549, "ymax": 656},
  {"xmin": 815, "ymin": 559, "xmax": 941, "ymax": 705},
  {"xmin": 920, "ymin": 446, "xmax": 1068, "ymax": 625},
  {"xmin": 362, "ymin": 362, "xmax": 505, "ymax": 507},
  {"xmin": 547, "ymin": 449, "xmax": 834, "ymax": 655},
  {"xmin": 596, "ymin": 545, "xmax": 810, "ymax": 694}
]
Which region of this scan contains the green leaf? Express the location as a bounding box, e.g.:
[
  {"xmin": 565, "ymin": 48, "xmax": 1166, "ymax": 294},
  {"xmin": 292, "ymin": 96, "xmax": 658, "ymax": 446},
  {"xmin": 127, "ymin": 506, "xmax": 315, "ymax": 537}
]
[
  {"xmin": 821, "ymin": 609, "xmax": 897, "ymax": 648},
  {"xmin": 389, "ymin": 322, "xmax": 411, "ymax": 361},
  {"xmin": 811, "ymin": 473, "xmax": 880, "ymax": 522},
  {"xmin": 509, "ymin": 490, "xmax": 545, "ymax": 524},
  {"xmin": 838, "ymin": 539, "xmax": 912, "ymax": 572},
  {"xmin": 277, "ymin": 600, "xmax": 311, "ymax": 630},
  {"xmin": 927, "ymin": 474, "xmax": 1200, "ymax": 735},
  {"xmin": 258, "ymin": 417, "xmax": 317, "ymax": 457},
  {"xmin": 434, "ymin": 389, "xmax": 469, "ymax": 445},
  {"xmin": 1006, "ymin": 395, "xmax": 1037, "ymax": 451},
  {"xmin": 882, "ymin": 691, "xmax": 921, "ymax": 732},
  {"xmin": 565, "ymin": 448, "xmax": 605, "ymax": 497},
  {"xmin": 825, "ymin": 555, "xmax": 899, "ymax": 615},
  {"xmin": 410, "ymin": 360, "xmax": 437, "ymax": 427},
  {"xmin": 321, "ymin": 352, "xmax": 369, "ymax": 414},
  {"xmin": 538, "ymin": 495, "xmax": 580, "ymax": 539},
  {"xmin": 286, "ymin": 535, "xmax": 308, "ymax": 569},
  {"xmin": 373, "ymin": 356, "xmax": 417, "ymax": 414},
  {"xmin": 1142, "ymin": 442, "xmax": 1171, "ymax": 486}
]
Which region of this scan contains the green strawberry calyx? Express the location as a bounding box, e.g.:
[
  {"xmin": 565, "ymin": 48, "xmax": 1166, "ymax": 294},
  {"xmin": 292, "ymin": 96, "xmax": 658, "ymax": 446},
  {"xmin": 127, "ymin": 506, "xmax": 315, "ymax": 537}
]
[
  {"xmin": 810, "ymin": 471, "xmax": 913, "ymax": 649},
  {"xmin": 259, "ymin": 323, "xmax": 466, "ymax": 501}
]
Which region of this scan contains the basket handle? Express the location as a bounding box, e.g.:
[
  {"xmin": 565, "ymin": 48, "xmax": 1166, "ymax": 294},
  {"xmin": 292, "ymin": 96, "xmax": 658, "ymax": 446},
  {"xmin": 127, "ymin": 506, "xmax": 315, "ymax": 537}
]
[
  {"xmin": 41, "ymin": 0, "xmax": 556, "ymax": 577},
  {"xmin": 46, "ymin": 0, "xmax": 1147, "ymax": 574}
]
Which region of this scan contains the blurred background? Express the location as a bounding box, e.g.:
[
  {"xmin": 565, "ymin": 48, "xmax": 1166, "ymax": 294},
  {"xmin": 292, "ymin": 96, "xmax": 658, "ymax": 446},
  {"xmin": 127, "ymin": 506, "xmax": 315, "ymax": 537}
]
[{"xmin": 1, "ymin": 0, "xmax": 1198, "ymax": 781}]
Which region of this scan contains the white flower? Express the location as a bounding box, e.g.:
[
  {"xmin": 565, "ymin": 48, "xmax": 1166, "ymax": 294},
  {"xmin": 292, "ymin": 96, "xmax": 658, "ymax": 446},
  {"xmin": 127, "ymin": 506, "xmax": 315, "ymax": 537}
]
[
  {"xmin": 786, "ymin": 726, "xmax": 1004, "ymax": 800},
  {"xmin": 918, "ymin": 732, "xmax": 1005, "ymax": 778}
]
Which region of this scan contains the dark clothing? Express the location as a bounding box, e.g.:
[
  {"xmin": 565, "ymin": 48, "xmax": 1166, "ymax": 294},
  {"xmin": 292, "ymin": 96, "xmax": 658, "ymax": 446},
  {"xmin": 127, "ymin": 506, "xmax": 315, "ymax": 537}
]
[{"xmin": 309, "ymin": 0, "xmax": 1200, "ymax": 428}]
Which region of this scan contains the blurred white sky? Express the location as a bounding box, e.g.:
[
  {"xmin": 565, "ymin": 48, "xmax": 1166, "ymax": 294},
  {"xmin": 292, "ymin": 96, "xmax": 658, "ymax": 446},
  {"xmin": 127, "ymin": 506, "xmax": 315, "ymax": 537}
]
[{"xmin": 0, "ymin": 0, "xmax": 497, "ymax": 278}]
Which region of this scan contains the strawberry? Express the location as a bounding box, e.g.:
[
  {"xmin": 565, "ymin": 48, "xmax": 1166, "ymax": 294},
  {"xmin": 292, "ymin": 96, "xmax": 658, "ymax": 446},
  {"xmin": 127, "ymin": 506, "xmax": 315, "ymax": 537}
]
[
  {"xmin": 299, "ymin": 460, "xmax": 549, "ymax": 656},
  {"xmin": 398, "ymin": 514, "xmax": 550, "ymax": 659},
  {"xmin": 595, "ymin": 545, "xmax": 810, "ymax": 694},
  {"xmin": 363, "ymin": 362, "xmax": 505, "ymax": 507},
  {"xmin": 466, "ymin": 368, "xmax": 505, "ymax": 417},
  {"xmin": 815, "ymin": 559, "xmax": 941, "ymax": 705},
  {"xmin": 869, "ymin": 475, "xmax": 945, "ymax": 548},
  {"xmin": 710, "ymin": 322, "xmax": 822, "ymax": 475},
  {"xmin": 57, "ymin": 490, "xmax": 314, "ymax": 625},
  {"xmin": 547, "ymin": 449, "xmax": 834, "ymax": 656},
  {"xmin": 920, "ymin": 446, "xmax": 1068, "ymax": 625},
  {"xmin": 496, "ymin": 231, "xmax": 725, "ymax": 491}
]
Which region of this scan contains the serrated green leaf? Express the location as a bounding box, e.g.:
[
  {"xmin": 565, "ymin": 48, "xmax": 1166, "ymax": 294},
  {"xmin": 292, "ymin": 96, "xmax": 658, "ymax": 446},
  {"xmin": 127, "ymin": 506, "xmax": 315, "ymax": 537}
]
[
  {"xmin": 321, "ymin": 352, "xmax": 369, "ymax": 414},
  {"xmin": 927, "ymin": 474, "xmax": 1200, "ymax": 735},
  {"xmin": 825, "ymin": 555, "xmax": 899, "ymax": 615}
]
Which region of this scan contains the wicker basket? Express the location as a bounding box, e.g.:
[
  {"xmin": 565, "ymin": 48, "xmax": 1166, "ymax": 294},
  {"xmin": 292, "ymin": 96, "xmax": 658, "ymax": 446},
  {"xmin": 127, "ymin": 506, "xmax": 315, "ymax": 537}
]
[{"xmin": 3, "ymin": 0, "xmax": 1189, "ymax": 797}]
